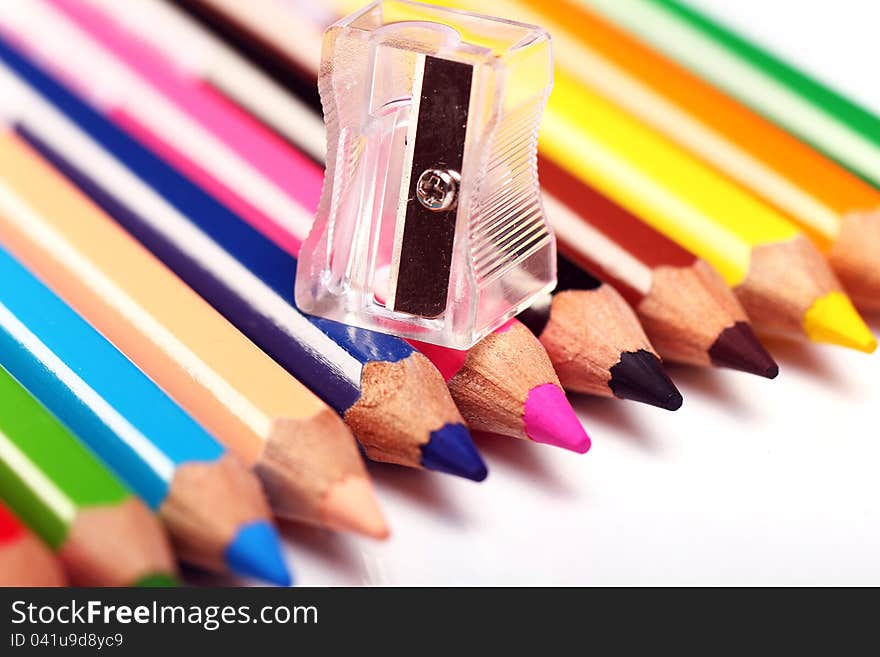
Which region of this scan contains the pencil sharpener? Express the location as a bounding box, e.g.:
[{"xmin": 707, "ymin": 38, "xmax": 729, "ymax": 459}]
[{"xmin": 295, "ymin": 0, "xmax": 556, "ymax": 349}]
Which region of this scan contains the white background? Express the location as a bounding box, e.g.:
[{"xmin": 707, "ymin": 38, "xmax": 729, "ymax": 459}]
[{"xmin": 197, "ymin": 0, "xmax": 880, "ymax": 586}]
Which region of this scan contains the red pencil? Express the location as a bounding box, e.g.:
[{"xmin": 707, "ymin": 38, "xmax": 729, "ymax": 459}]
[{"xmin": 0, "ymin": 500, "xmax": 68, "ymax": 587}]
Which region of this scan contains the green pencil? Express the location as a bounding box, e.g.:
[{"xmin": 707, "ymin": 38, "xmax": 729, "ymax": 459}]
[
  {"xmin": 0, "ymin": 365, "xmax": 178, "ymax": 586},
  {"xmin": 579, "ymin": 0, "xmax": 880, "ymax": 188}
]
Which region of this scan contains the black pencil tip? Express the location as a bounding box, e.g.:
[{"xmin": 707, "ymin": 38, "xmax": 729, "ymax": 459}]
[
  {"xmin": 608, "ymin": 350, "xmax": 683, "ymax": 411},
  {"xmin": 709, "ymin": 321, "xmax": 779, "ymax": 379}
]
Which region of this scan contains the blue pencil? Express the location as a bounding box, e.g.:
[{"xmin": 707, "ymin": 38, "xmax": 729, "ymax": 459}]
[
  {"xmin": 0, "ymin": 243, "xmax": 290, "ymax": 585},
  {"xmin": 0, "ymin": 37, "xmax": 487, "ymax": 482}
]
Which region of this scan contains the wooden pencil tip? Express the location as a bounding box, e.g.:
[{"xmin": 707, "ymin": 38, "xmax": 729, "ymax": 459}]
[
  {"xmin": 637, "ymin": 259, "xmax": 753, "ymax": 369},
  {"xmin": 537, "ymin": 286, "xmax": 661, "ymax": 398},
  {"xmin": 0, "ymin": 534, "xmax": 68, "ymax": 586},
  {"xmin": 804, "ymin": 291, "xmax": 877, "ymax": 353},
  {"xmin": 61, "ymin": 499, "xmax": 178, "ymax": 587},
  {"xmin": 321, "ymin": 475, "xmax": 390, "ymax": 540},
  {"xmin": 259, "ymin": 409, "xmax": 375, "ymax": 532},
  {"xmin": 709, "ymin": 322, "xmax": 779, "ymax": 378},
  {"xmin": 736, "ymin": 236, "xmax": 865, "ymax": 347},
  {"xmin": 609, "ymin": 349, "xmax": 683, "ymax": 410},
  {"xmin": 163, "ymin": 454, "xmax": 277, "ymax": 578},
  {"xmin": 828, "ymin": 209, "xmax": 880, "ymax": 312},
  {"xmin": 346, "ymin": 353, "xmax": 484, "ymax": 479}
]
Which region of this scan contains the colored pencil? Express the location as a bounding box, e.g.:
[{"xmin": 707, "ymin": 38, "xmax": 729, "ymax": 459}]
[
  {"xmin": 0, "ymin": 244, "xmax": 289, "ymax": 584},
  {"xmin": 525, "ymin": 0, "xmax": 880, "ymax": 311},
  {"xmin": 578, "ymin": 0, "xmax": 880, "ymax": 191},
  {"xmin": 0, "ymin": 44, "xmax": 484, "ymax": 484},
  {"xmin": 83, "ymin": 0, "xmax": 325, "ymax": 162},
  {"xmin": 0, "ymin": 68, "xmax": 390, "ymax": 537},
  {"xmin": 0, "ymin": 499, "xmax": 67, "ymax": 586},
  {"xmin": 542, "ymin": 157, "xmax": 779, "ymax": 378},
  {"xmin": 409, "ymin": 320, "xmax": 585, "ymax": 452},
  {"xmin": 0, "ymin": 366, "xmax": 177, "ymax": 587},
  {"xmin": 423, "ymin": 319, "xmax": 592, "ymax": 448},
  {"xmin": 172, "ymin": 0, "xmax": 324, "ymax": 111},
  {"xmin": 539, "ymin": 68, "xmax": 875, "ymax": 352},
  {"xmin": 518, "ymin": 257, "xmax": 682, "ymax": 409}
]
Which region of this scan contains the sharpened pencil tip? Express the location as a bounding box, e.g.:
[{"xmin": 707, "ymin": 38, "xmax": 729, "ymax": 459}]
[
  {"xmin": 225, "ymin": 521, "xmax": 292, "ymax": 586},
  {"xmin": 321, "ymin": 475, "xmax": 390, "ymax": 540},
  {"xmin": 709, "ymin": 322, "xmax": 779, "ymax": 378},
  {"xmin": 523, "ymin": 383, "xmax": 591, "ymax": 453},
  {"xmin": 804, "ymin": 291, "xmax": 877, "ymax": 353},
  {"xmin": 421, "ymin": 423, "xmax": 488, "ymax": 482},
  {"xmin": 609, "ymin": 350, "xmax": 683, "ymax": 410}
]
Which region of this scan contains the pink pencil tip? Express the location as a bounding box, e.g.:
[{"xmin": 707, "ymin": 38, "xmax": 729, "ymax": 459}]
[{"xmin": 523, "ymin": 383, "xmax": 591, "ymax": 453}]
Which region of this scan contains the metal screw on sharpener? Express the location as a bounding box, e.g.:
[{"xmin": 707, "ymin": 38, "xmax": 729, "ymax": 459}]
[{"xmin": 416, "ymin": 168, "xmax": 460, "ymax": 211}]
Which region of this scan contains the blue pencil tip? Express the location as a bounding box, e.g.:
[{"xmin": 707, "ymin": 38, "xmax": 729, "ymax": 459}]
[
  {"xmin": 225, "ymin": 521, "xmax": 293, "ymax": 586},
  {"xmin": 421, "ymin": 423, "xmax": 488, "ymax": 482}
]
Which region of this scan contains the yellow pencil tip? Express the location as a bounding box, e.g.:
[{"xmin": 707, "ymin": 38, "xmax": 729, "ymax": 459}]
[
  {"xmin": 803, "ymin": 291, "xmax": 877, "ymax": 353},
  {"xmin": 321, "ymin": 476, "xmax": 390, "ymax": 540}
]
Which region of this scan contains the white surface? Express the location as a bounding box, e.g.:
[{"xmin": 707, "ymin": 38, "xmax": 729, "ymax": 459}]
[{"xmin": 195, "ymin": 0, "xmax": 880, "ymax": 586}]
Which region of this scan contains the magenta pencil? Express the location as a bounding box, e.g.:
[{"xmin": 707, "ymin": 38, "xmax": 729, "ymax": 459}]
[{"xmin": 413, "ymin": 321, "xmax": 591, "ymax": 452}]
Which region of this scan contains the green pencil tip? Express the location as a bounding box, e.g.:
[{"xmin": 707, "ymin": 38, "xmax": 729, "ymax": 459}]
[{"xmin": 134, "ymin": 573, "xmax": 179, "ymax": 587}]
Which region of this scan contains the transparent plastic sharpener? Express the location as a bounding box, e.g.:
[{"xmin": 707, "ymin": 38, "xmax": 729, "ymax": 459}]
[{"xmin": 295, "ymin": 0, "xmax": 556, "ymax": 349}]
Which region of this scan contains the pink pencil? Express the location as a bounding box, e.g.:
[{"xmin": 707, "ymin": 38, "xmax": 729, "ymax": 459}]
[
  {"xmin": 19, "ymin": 0, "xmax": 590, "ymax": 453},
  {"xmin": 412, "ymin": 321, "xmax": 590, "ymax": 452}
]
